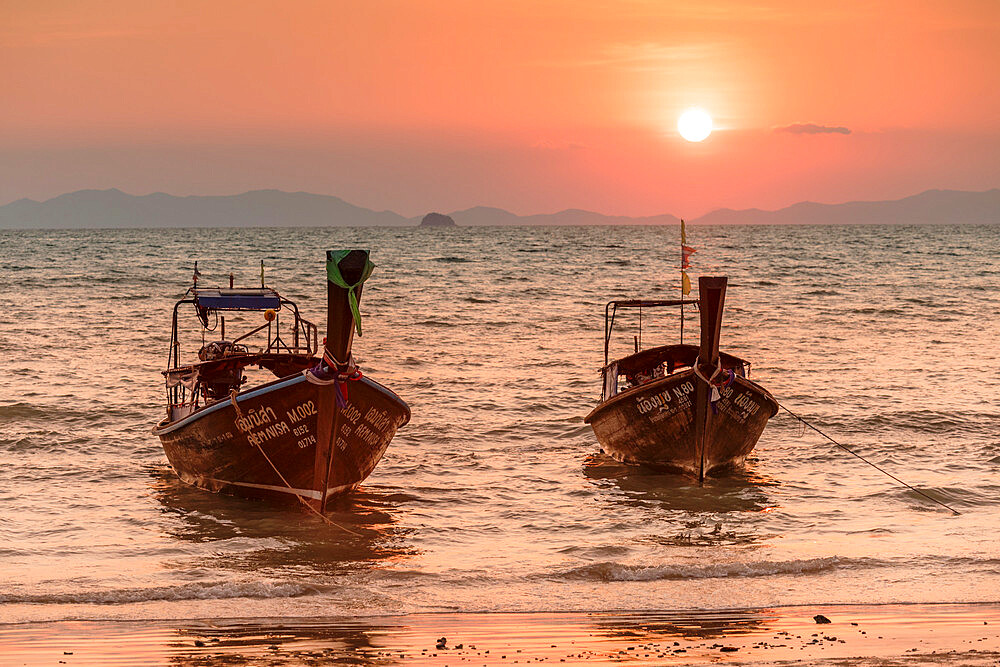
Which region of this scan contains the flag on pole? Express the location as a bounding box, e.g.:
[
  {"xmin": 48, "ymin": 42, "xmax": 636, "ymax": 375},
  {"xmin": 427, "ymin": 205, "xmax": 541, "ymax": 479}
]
[
  {"xmin": 680, "ymin": 218, "xmax": 696, "ymax": 268},
  {"xmin": 681, "ymin": 245, "xmax": 697, "ymax": 268},
  {"xmin": 680, "ymin": 218, "xmax": 695, "ymax": 295}
]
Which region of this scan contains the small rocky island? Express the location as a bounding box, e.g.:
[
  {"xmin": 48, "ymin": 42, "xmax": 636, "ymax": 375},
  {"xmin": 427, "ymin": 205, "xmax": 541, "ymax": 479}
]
[{"xmin": 419, "ymin": 212, "xmax": 457, "ymax": 227}]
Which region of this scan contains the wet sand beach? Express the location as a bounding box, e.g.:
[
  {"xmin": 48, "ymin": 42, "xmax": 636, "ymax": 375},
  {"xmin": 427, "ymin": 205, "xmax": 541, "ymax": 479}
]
[{"xmin": 2, "ymin": 603, "xmax": 998, "ymax": 666}]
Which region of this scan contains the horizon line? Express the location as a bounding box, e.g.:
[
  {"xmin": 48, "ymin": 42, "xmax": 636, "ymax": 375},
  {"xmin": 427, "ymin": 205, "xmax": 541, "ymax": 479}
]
[{"xmin": 3, "ymin": 184, "xmax": 998, "ymax": 222}]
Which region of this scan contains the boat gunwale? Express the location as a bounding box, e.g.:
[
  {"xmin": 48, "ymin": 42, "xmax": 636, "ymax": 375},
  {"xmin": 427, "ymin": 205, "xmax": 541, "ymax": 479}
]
[
  {"xmin": 584, "ymin": 366, "xmax": 777, "ymax": 424},
  {"xmin": 153, "ymin": 372, "xmax": 411, "ymax": 436}
]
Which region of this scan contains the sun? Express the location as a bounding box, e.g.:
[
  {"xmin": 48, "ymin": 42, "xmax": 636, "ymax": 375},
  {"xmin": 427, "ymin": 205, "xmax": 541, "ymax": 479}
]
[{"xmin": 678, "ymin": 108, "xmax": 713, "ymax": 142}]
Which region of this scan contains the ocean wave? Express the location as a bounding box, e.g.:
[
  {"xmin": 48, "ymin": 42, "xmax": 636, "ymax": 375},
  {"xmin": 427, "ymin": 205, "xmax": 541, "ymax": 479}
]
[
  {"xmin": 0, "ymin": 403, "xmax": 56, "ymax": 420},
  {"xmin": 852, "ymin": 306, "xmax": 918, "ymax": 316},
  {"xmin": 557, "ymin": 556, "xmax": 858, "ymax": 582},
  {"xmin": 818, "ymin": 409, "xmax": 995, "ymax": 436},
  {"xmin": 0, "ymin": 402, "xmax": 149, "ymax": 423},
  {"xmin": 863, "ymin": 485, "xmax": 999, "ymax": 508},
  {"xmin": 412, "ymin": 319, "xmax": 455, "ymax": 327},
  {"xmin": 0, "ymin": 580, "xmax": 316, "ymax": 605}
]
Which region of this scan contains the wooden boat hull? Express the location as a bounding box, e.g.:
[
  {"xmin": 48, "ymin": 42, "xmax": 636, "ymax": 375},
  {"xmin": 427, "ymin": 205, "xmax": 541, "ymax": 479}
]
[
  {"xmin": 584, "ymin": 369, "xmax": 777, "ymax": 476},
  {"xmin": 153, "ymin": 372, "xmax": 409, "ymax": 507}
]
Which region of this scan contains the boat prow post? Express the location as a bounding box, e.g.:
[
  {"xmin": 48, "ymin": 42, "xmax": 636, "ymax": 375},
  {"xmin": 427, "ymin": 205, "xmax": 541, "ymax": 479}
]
[
  {"xmin": 315, "ymin": 249, "xmax": 373, "ymax": 513},
  {"xmin": 693, "ymin": 276, "xmax": 728, "ymax": 482}
]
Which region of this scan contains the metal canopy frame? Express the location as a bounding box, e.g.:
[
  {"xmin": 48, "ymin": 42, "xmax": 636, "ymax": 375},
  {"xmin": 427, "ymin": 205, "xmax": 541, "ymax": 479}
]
[
  {"xmin": 603, "ymin": 298, "xmax": 700, "ymax": 367},
  {"xmin": 165, "ymin": 291, "xmax": 318, "ymax": 413}
]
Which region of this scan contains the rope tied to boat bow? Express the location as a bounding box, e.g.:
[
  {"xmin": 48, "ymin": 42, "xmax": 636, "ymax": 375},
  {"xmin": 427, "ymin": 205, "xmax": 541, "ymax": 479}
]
[
  {"xmin": 692, "ymin": 358, "xmax": 724, "ymax": 402},
  {"xmin": 779, "ymin": 403, "xmax": 961, "ymax": 516},
  {"xmin": 227, "ymin": 388, "xmax": 364, "ymax": 534},
  {"xmin": 304, "ymin": 352, "xmax": 363, "ymax": 407}
]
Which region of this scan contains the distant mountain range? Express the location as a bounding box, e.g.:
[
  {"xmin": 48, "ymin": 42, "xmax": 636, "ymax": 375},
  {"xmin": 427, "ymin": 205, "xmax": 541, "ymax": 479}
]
[
  {"xmin": 0, "ymin": 187, "xmax": 997, "ymax": 229},
  {"xmin": 693, "ymin": 188, "xmax": 1000, "ymax": 226},
  {"xmin": 0, "ymin": 188, "xmax": 405, "ymax": 229}
]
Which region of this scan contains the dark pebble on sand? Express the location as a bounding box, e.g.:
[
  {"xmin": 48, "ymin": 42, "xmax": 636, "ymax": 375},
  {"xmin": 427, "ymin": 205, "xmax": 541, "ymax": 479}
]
[
  {"xmin": 721, "ymin": 646, "xmax": 738, "ymax": 652},
  {"xmin": 194, "ymin": 640, "xmax": 205, "ymax": 647},
  {"xmin": 814, "ymin": 614, "xmax": 832, "ymax": 624}
]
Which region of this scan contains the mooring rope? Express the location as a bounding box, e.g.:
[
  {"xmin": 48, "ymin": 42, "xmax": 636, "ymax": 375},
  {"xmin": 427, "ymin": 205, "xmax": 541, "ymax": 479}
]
[
  {"xmin": 251, "ymin": 435, "xmax": 365, "ymax": 537},
  {"xmin": 778, "ymin": 404, "xmax": 961, "ymax": 515},
  {"xmin": 229, "ymin": 389, "xmax": 365, "ymax": 535}
]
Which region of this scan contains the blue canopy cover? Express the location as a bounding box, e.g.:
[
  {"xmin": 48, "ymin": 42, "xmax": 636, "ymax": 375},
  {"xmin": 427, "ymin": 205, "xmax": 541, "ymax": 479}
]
[{"xmin": 192, "ymin": 288, "xmax": 281, "ymax": 311}]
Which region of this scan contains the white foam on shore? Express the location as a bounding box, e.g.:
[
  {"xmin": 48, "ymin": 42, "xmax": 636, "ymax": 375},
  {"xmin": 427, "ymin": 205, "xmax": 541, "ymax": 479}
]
[
  {"xmin": 560, "ymin": 556, "xmax": 854, "ymax": 582},
  {"xmin": 0, "ymin": 580, "xmax": 315, "ymax": 605}
]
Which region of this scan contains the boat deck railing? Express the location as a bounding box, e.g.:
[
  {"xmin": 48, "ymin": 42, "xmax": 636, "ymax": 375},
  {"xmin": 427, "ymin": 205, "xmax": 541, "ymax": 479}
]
[{"xmin": 164, "ymin": 291, "xmax": 319, "ymax": 417}]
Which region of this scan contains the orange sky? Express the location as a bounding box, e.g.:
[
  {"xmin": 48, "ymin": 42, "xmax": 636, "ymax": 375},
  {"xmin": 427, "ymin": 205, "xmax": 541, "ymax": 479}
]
[{"xmin": 2, "ymin": 0, "xmax": 998, "ymax": 216}]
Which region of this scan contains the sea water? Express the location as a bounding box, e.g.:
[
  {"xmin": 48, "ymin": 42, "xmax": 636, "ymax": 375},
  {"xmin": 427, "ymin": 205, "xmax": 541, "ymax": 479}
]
[{"xmin": 0, "ymin": 223, "xmax": 998, "ymax": 623}]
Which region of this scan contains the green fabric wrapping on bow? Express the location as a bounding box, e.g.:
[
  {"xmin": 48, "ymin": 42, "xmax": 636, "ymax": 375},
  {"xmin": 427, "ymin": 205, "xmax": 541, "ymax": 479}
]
[{"xmin": 326, "ymin": 250, "xmax": 375, "ymax": 336}]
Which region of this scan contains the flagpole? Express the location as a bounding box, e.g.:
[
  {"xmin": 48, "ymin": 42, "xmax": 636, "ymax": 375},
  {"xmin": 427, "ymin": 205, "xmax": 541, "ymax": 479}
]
[
  {"xmin": 679, "ymin": 220, "xmax": 684, "ymax": 345},
  {"xmin": 679, "ymin": 220, "xmax": 696, "ymax": 345}
]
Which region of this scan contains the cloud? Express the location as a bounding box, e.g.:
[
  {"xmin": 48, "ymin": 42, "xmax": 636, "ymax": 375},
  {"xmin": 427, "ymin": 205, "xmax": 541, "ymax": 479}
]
[{"xmin": 776, "ymin": 123, "xmax": 851, "ymax": 135}]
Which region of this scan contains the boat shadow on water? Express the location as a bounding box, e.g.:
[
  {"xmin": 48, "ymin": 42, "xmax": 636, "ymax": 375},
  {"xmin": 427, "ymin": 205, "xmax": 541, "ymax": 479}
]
[
  {"xmin": 582, "ymin": 453, "xmax": 779, "ymax": 516},
  {"xmin": 146, "ymin": 464, "xmax": 418, "ymax": 574}
]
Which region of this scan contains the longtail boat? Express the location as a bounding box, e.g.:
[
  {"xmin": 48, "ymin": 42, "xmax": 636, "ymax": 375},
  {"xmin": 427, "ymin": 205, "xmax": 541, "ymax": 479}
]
[
  {"xmin": 584, "ymin": 276, "xmax": 777, "ymax": 481},
  {"xmin": 153, "ymin": 250, "xmax": 410, "ymax": 511}
]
